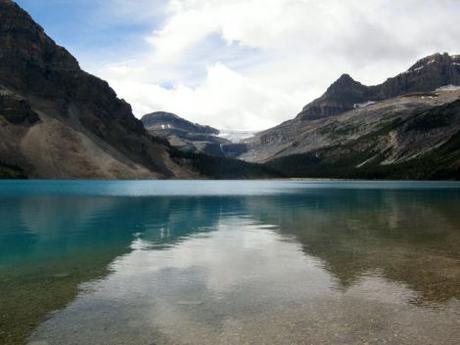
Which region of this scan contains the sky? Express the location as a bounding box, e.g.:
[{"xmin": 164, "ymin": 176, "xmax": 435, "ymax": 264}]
[{"xmin": 15, "ymin": 0, "xmax": 460, "ymax": 130}]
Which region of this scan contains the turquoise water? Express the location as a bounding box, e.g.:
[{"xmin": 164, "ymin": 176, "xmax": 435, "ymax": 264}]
[{"xmin": 1, "ymin": 180, "xmax": 460, "ymax": 345}]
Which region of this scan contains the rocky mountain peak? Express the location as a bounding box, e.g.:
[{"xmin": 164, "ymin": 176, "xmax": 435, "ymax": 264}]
[
  {"xmin": 332, "ymin": 73, "xmax": 356, "ymax": 85},
  {"xmin": 324, "ymin": 73, "xmax": 368, "ymax": 97},
  {"xmin": 296, "ymin": 73, "xmax": 371, "ymax": 121},
  {"xmin": 296, "ymin": 52, "xmax": 460, "ymax": 121}
]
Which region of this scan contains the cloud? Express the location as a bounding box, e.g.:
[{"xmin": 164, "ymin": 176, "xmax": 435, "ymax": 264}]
[
  {"xmin": 108, "ymin": 63, "xmax": 304, "ymax": 130},
  {"xmin": 88, "ymin": 0, "xmax": 460, "ymax": 130}
]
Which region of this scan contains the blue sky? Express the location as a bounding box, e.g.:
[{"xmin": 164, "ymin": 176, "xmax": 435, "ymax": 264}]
[
  {"xmin": 14, "ymin": 0, "xmax": 460, "ymax": 130},
  {"xmin": 16, "ymin": 0, "xmax": 163, "ymax": 64}
]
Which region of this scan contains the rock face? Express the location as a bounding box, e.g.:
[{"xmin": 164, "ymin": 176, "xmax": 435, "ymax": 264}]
[
  {"xmin": 142, "ymin": 112, "xmax": 248, "ymax": 158},
  {"xmin": 298, "ymin": 53, "xmax": 460, "ymax": 121},
  {"xmin": 243, "ymin": 53, "xmax": 460, "ymax": 167},
  {"xmin": 0, "ymin": 0, "xmax": 197, "ymax": 179}
]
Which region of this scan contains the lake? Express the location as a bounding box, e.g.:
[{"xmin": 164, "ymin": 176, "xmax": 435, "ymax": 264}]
[{"xmin": 1, "ymin": 180, "xmax": 459, "ymax": 345}]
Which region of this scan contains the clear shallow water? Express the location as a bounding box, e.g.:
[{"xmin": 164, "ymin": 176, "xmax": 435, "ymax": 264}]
[{"xmin": 0, "ymin": 181, "xmax": 459, "ymax": 345}]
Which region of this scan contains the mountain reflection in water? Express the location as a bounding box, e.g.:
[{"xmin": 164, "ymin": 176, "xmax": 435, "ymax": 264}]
[{"xmin": 0, "ymin": 181, "xmax": 458, "ymax": 345}]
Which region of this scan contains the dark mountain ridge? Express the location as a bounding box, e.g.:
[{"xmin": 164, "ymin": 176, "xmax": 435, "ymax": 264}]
[
  {"xmin": 0, "ymin": 0, "xmax": 189, "ymax": 178},
  {"xmin": 298, "ymin": 53, "xmax": 460, "ymax": 120}
]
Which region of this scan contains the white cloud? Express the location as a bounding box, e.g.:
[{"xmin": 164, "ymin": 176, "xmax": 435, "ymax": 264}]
[
  {"xmin": 108, "ymin": 63, "xmax": 304, "ymax": 130},
  {"xmin": 90, "ymin": 0, "xmax": 460, "ymax": 130}
]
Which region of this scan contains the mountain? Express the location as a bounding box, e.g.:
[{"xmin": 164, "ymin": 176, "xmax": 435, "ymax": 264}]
[
  {"xmin": 298, "ymin": 53, "xmax": 460, "ymax": 121},
  {"xmin": 266, "ymin": 90, "xmax": 460, "ymax": 179},
  {"xmin": 2, "ymin": 0, "xmax": 458, "ymax": 180},
  {"xmin": 241, "ymin": 54, "xmax": 460, "ymax": 179},
  {"xmin": 141, "ymin": 112, "xmax": 248, "ymax": 158},
  {"xmin": 0, "ymin": 0, "xmax": 203, "ymax": 179},
  {"xmin": 297, "ymin": 73, "xmax": 372, "ymax": 120},
  {"xmin": 142, "ymin": 111, "xmax": 219, "ymax": 135}
]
